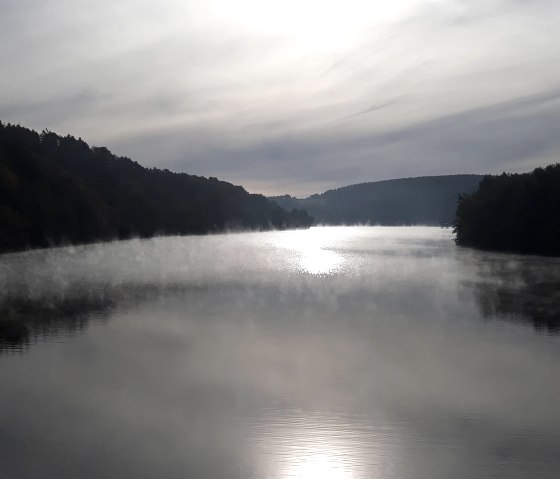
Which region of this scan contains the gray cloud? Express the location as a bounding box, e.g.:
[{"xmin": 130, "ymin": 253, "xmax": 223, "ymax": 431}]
[{"xmin": 105, "ymin": 86, "xmax": 560, "ymax": 196}]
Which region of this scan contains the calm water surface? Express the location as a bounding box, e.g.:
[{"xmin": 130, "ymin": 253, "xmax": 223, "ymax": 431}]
[{"xmin": 1, "ymin": 227, "xmax": 559, "ymax": 478}]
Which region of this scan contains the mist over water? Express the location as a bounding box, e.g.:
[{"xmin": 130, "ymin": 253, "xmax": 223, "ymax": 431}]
[{"xmin": 1, "ymin": 227, "xmax": 559, "ymax": 478}]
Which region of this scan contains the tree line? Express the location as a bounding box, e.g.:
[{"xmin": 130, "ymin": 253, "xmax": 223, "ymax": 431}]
[
  {"xmin": 0, "ymin": 122, "xmax": 313, "ymax": 253},
  {"xmin": 271, "ymin": 175, "xmax": 483, "ymax": 226},
  {"xmin": 454, "ymin": 164, "xmax": 560, "ymax": 256}
]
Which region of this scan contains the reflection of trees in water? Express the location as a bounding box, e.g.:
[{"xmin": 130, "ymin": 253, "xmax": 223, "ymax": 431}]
[
  {"xmin": 0, "ymin": 288, "xmax": 116, "ymax": 353},
  {"xmin": 462, "ymin": 251, "xmax": 560, "ymax": 334},
  {"xmin": 0, "ymin": 282, "xmax": 221, "ymax": 353}
]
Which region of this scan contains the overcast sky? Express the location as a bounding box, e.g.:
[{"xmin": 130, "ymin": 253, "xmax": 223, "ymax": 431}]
[{"xmin": 2, "ymin": 0, "xmax": 559, "ymax": 196}]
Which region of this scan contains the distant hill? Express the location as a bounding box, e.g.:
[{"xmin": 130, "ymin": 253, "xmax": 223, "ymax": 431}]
[
  {"xmin": 0, "ymin": 122, "xmax": 312, "ymax": 253},
  {"xmin": 454, "ymin": 164, "xmax": 560, "ymax": 256},
  {"xmin": 271, "ymin": 175, "xmax": 483, "ymax": 226}
]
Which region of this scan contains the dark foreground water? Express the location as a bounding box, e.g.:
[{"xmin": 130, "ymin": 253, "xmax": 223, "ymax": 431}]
[{"xmin": 1, "ymin": 227, "xmax": 559, "ymax": 479}]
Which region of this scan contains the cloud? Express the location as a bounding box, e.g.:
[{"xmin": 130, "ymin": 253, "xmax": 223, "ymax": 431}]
[
  {"xmin": 1, "ymin": 0, "xmax": 560, "ymax": 196},
  {"xmin": 101, "ymin": 85, "xmax": 560, "ymax": 197}
]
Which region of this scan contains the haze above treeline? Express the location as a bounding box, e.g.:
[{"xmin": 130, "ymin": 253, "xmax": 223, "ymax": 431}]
[{"xmin": 1, "ymin": 122, "xmax": 559, "ymax": 256}]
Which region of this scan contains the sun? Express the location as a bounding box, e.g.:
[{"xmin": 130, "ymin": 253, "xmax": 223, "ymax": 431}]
[{"xmin": 203, "ymin": 0, "xmax": 418, "ymax": 52}]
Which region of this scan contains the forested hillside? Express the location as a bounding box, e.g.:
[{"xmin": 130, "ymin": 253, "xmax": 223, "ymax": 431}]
[
  {"xmin": 271, "ymin": 175, "xmax": 483, "ymax": 225},
  {"xmin": 0, "ymin": 123, "xmax": 312, "ymax": 253},
  {"xmin": 454, "ymin": 165, "xmax": 560, "ymax": 256}
]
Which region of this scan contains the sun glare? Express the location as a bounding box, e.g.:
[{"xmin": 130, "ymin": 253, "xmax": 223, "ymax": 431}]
[
  {"xmin": 205, "ymin": 0, "xmax": 418, "ymax": 51},
  {"xmin": 285, "ymin": 452, "xmax": 354, "ymax": 479},
  {"xmin": 299, "ymin": 248, "xmax": 343, "ymax": 276},
  {"xmin": 271, "ymin": 228, "xmax": 344, "ymax": 275}
]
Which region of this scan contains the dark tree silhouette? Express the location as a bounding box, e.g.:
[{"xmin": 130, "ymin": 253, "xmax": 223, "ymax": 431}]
[
  {"xmin": 454, "ymin": 164, "xmax": 560, "ymax": 256},
  {"xmin": 271, "ymin": 175, "xmax": 483, "ymax": 226},
  {"xmin": 0, "ymin": 122, "xmax": 313, "ymax": 253}
]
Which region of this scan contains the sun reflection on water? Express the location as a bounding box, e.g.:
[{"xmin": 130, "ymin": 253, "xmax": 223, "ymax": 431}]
[
  {"xmin": 269, "ymin": 227, "xmax": 346, "ymax": 275},
  {"xmin": 244, "ymin": 407, "xmax": 397, "ymax": 479},
  {"xmin": 284, "ymin": 450, "xmax": 355, "ymax": 479},
  {"xmin": 298, "ymin": 248, "xmax": 343, "ymax": 276}
]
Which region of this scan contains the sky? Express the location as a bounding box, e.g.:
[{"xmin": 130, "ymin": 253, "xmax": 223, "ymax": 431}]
[{"xmin": 1, "ymin": 0, "xmax": 560, "ymax": 197}]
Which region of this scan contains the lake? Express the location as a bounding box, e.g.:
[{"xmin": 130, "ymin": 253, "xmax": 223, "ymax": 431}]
[{"xmin": 1, "ymin": 226, "xmax": 559, "ymax": 479}]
